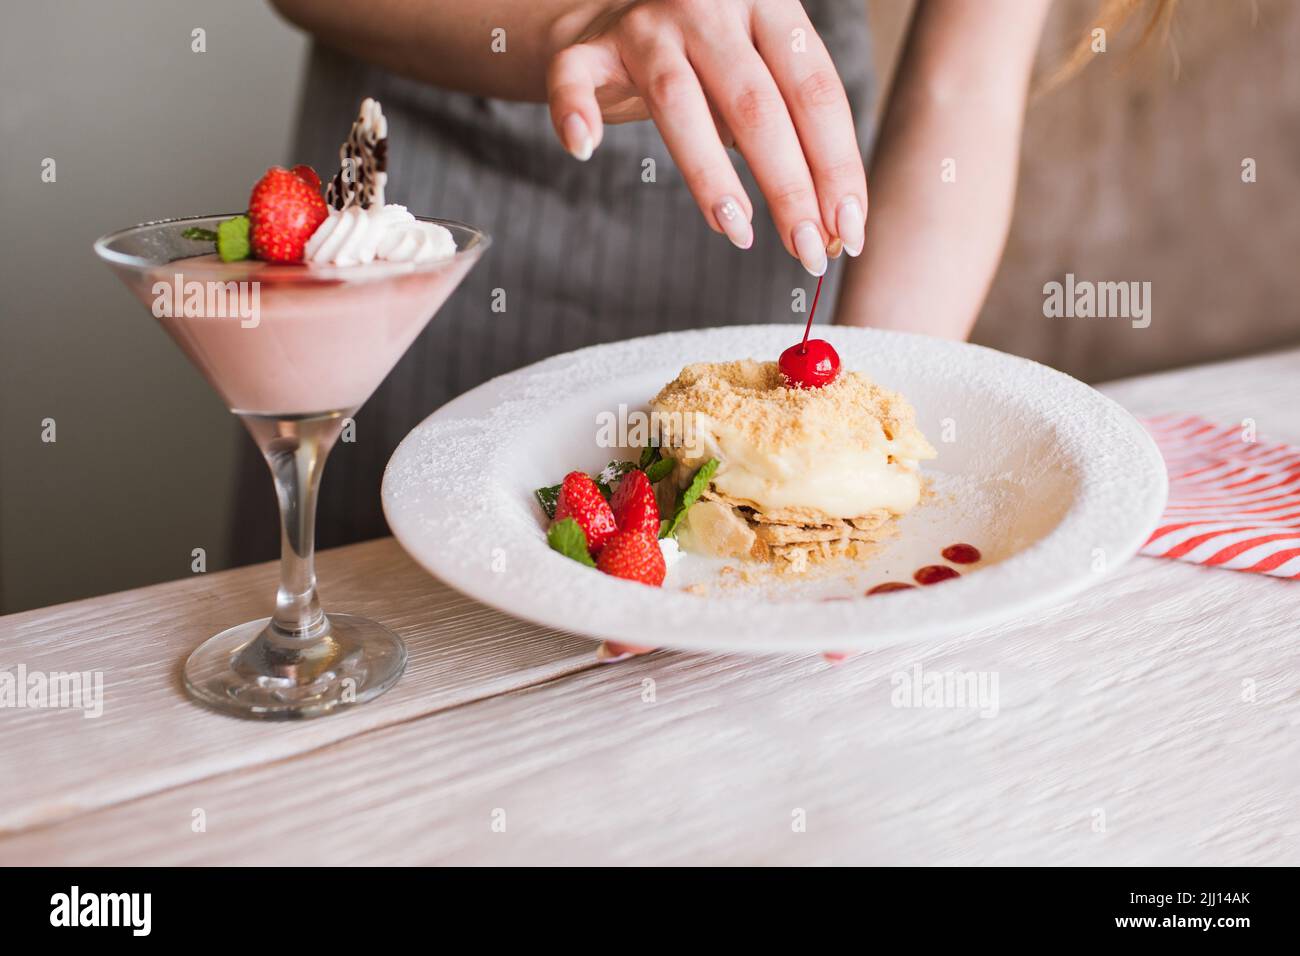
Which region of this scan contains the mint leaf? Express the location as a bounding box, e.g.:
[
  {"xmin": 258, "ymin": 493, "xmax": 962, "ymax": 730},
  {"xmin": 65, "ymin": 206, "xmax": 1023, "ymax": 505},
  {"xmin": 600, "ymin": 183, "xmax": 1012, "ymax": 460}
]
[
  {"xmin": 661, "ymin": 458, "xmax": 719, "ymax": 539},
  {"xmin": 638, "ymin": 444, "xmax": 660, "ymax": 470},
  {"xmin": 182, "ymin": 227, "xmax": 219, "ymax": 242},
  {"xmin": 547, "ymin": 518, "xmax": 596, "ymax": 567},
  {"xmin": 598, "ymin": 459, "xmax": 635, "ymax": 487},
  {"xmin": 216, "ymin": 215, "xmax": 251, "ymax": 262},
  {"xmin": 598, "ymin": 460, "xmax": 636, "ymax": 484},
  {"xmin": 535, "ymin": 484, "xmax": 561, "ymax": 519},
  {"xmin": 645, "ymin": 456, "xmax": 674, "ymax": 484}
]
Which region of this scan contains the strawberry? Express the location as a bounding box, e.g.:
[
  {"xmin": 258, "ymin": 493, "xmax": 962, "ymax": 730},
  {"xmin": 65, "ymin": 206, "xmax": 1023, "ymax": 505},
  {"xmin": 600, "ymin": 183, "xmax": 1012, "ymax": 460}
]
[
  {"xmin": 553, "ymin": 471, "xmax": 617, "ymax": 555},
  {"xmin": 291, "ymin": 164, "xmax": 322, "ymax": 190},
  {"xmin": 596, "ymin": 530, "xmax": 666, "ymax": 586},
  {"xmin": 610, "ymin": 469, "xmax": 660, "ymax": 536},
  {"xmin": 247, "ymin": 167, "xmax": 329, "ymax": 263}
]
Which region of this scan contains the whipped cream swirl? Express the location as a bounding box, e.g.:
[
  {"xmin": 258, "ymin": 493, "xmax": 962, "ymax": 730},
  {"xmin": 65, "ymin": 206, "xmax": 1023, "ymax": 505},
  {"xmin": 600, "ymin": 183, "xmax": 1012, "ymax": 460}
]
[{"xmin": 304, "ymin": 203, "xmax": 456, "ymax": 266}]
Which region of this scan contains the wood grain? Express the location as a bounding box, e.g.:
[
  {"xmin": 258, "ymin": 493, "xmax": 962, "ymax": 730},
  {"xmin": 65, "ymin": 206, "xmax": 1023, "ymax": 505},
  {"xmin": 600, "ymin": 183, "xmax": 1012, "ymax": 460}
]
[
  {"xmin": 0, "ymin": 538, "xmax": 595, "ymax": 833},
  {"xmin": 1, "ymin": 552, "xmax": 1294, "ymax": 865},
  {"xmin": 1, "ymin": 349, "xmax": 1297, "ymax": 863}
]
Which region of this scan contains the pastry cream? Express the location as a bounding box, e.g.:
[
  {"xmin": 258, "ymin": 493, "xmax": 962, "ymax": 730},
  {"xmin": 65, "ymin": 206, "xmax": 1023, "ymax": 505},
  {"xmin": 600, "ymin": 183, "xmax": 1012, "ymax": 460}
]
[{"xmin": 651, "ymin": 359, "xmax": 935, "ymax": 520}]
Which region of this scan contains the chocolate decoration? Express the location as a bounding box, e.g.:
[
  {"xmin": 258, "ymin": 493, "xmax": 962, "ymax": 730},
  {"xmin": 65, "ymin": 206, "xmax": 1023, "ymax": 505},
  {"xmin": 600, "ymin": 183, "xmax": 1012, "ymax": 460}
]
[{"xmin": 324, "ymin": 98, "xmax": 389, "ymax": 211}]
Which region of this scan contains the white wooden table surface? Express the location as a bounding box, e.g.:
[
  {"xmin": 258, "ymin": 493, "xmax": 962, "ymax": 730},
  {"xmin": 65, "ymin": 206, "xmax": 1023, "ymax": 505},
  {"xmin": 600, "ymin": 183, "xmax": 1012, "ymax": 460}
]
[{"xmin": 2, "ymin": 348, "xmax": 1298, "ymax": 865}]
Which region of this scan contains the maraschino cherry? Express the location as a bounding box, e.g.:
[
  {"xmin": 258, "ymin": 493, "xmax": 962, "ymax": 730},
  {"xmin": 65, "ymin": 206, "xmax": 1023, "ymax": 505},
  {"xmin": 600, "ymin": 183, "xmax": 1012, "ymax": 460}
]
[{"xmin": 779, "ymin": 272, "xmax": 841, "ymax": 388}]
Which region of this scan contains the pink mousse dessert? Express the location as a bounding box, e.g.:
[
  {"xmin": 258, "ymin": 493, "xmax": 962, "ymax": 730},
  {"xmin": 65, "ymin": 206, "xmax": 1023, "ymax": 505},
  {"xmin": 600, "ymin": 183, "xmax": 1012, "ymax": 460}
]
[
  {"xmin": 93, "ymin": 97, "xmax": 489, "ymax": 720},
  {"xmin": 128, "ymin": 251, "xmax": 476, "ymax": 416},
  {"xmin": 108, "ymin": 97, "xmax": 481, "ymax": 417}
]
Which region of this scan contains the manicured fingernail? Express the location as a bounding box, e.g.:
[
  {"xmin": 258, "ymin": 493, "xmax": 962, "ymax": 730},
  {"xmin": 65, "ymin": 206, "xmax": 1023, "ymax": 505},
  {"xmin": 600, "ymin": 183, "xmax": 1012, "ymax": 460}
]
[
  {"xmin": 563, "ymin": 113, "xmax": 594, "ymax": 161},
  {"xmin": 713, "ymin": 196, "xmax": 753, "ymax": 249},
  {"xmin": 793, "ymin": 221, "xmax": 827, "ymax": 276},
  {"xmin": 827, "ymin": 237, "xmax": 843, "ymax": 259},
  {"xmin": 837, "ymin": 196, "xmax": 865, "ymax": 257},
  {"xmin": 596, "ymin": 642, "xmax": 632, "ymax": 663}
]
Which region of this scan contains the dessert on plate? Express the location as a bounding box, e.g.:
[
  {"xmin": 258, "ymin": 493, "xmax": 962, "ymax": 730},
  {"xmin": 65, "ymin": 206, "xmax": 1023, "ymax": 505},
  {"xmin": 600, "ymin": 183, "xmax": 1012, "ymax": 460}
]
[
  {"xmin": 652, "ymin": 358, "xmax": 935, "ymax": 573},
  {"xmin": 536, "ymin": 310, "xmax": 936, "ymax": 583}
]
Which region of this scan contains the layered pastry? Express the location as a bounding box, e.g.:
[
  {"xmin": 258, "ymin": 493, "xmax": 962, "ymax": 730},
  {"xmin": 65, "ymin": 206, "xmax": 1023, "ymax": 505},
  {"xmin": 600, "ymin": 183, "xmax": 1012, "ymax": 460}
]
[{"xmin": 650, "ymin": 360, "xmax": 936, "ymax": 573}]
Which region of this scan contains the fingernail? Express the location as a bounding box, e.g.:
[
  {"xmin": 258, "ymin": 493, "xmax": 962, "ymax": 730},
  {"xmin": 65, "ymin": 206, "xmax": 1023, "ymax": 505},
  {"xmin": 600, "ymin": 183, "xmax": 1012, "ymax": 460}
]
[
  {"xmin": 793, "ymin": 221, "xmax": 827, "ymax": 276},
  {"xmin": 837, "ymin": 196, "xmax": 865, "ymax": 257},
  {"xmin": 596, "ymin": 641, "xmax": 632, "ymax": 663},
  {"xmin": 713, "ymin": 196, "xmax": 753, "ymax": 249},
  {"xmin": 563, "ymin": 113, "xmax": 594, "ymax": 161},
  {"xmin": 827, "ymin": 237, "xmax": 843, "ymax": 259}
]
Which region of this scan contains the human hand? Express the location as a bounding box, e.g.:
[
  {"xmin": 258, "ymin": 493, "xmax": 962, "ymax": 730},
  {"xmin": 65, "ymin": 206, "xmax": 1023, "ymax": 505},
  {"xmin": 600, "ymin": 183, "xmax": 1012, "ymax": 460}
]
[{"xmin": 546, "ymin": 0, "xmax": 868, "ymax": 275}]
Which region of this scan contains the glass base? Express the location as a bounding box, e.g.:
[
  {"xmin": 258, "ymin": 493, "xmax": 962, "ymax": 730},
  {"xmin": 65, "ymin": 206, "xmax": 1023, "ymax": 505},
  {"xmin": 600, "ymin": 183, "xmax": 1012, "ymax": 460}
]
[{"xmin": 183, "ymin": 614, "xmax": 407, "ymax": 720}]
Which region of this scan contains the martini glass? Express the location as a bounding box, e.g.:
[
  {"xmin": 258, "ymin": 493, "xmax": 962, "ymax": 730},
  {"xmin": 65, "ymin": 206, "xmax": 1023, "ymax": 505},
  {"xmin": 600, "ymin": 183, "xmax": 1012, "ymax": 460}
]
[{"xmin": 95, "ymin": 214, "xmax": 489, "ymax": 719}]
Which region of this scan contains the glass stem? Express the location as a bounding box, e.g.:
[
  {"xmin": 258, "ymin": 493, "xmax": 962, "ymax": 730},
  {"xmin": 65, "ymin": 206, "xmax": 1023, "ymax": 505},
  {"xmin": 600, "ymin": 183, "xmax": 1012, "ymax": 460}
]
[{"xmin": 242, "ymin": 412, "xmax": 348, "ymax": 642}]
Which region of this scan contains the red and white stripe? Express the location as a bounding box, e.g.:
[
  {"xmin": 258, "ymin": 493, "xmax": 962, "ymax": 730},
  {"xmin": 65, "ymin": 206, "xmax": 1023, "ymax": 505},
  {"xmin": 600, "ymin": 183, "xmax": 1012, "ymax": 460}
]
[{"xmin": 1141, "ymin": 414, "xmax": 1300, "ymax": 579}]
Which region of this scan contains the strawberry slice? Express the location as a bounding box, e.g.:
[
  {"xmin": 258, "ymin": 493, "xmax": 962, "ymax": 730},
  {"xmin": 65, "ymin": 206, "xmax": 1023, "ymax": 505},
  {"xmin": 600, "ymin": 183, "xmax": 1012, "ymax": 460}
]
[
  {"xmin": 610, "ymin": 469, "xmax": 660, "ymax": 536},
  {"xmin": 248, "ymin": 167, "xmax": 329, "ymax": 263},
  {"xmin": 597, "ymin": 530, "xmax": 666, "ymax": 586},
  {"xmin": 553, "ymin": 471, "xmax": 617, "ymax": 555}
]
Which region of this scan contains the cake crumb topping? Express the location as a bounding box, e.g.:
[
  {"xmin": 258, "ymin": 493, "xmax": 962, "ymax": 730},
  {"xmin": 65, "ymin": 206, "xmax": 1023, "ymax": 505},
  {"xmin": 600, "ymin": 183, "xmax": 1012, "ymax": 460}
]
[{"xmin": 651, "ymin": 359, "xmax": 922, "ymax": 454}]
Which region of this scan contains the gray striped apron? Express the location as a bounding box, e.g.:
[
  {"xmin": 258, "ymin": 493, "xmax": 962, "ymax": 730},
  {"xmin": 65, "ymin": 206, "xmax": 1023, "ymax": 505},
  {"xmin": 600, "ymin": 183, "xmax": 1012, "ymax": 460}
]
[{"xmin": 232, "ymin": 0, "xmax": 875, "ymax": 561}]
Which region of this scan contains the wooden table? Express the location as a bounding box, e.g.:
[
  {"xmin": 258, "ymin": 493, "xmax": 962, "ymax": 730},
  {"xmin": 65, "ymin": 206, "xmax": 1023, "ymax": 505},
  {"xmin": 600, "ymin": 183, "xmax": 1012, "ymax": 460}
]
[{"xmin": 2, "ymin": 348, "xmax": 1298, "ymax": 865}]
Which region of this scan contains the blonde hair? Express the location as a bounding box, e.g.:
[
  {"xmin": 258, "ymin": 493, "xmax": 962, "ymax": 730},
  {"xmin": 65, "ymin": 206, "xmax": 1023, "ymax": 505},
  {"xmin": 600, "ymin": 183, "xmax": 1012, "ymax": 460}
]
[{"xmin": 1045, "ymin": 0, "xmax": 1181, "ymax": 91}]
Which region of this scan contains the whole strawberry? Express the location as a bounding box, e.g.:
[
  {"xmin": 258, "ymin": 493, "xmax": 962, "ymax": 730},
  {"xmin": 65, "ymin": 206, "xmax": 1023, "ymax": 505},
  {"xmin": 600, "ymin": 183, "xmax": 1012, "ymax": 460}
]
[
  {"xmin": 553, "ymin": 471, "xmax": 617, "ymax": 555},
  {"xmin": 609, "ymin": 469, "xmax": 660, "ymax": 536},
  {"xmin": 597, "ymin": 530, "xmax": 666, "ymax": 587},
  {"xmin": 248, "ymin": 166, "xmax": 328, "ymax": 263}
]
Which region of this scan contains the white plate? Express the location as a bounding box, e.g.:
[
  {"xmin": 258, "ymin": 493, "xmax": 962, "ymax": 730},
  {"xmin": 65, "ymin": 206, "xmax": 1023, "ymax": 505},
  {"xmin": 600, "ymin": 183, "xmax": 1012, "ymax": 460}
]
[{"xmin": 382, "ymin": 326, "xmax": 1167, "ymax": 653}]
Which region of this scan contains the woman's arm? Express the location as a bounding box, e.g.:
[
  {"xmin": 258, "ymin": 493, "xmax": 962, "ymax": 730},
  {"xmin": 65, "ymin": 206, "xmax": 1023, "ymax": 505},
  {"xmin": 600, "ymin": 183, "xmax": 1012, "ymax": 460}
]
[
  {"xmin": 269, "ymin": 0, "xmax": 575, "ymax": 101},
  {"xmin": 271, "ymin": 0, "xmax": 869, "ymax": 275},
  {"xmin": 833, "ymin": 0, "xmax": 1052, "ymax": 339}
]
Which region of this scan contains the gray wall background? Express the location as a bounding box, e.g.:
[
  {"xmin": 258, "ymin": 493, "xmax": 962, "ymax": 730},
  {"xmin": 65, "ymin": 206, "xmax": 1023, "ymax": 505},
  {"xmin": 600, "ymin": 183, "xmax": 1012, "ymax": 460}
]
[
  {"xmin": 3, "ymin": 0, "xmax": 1298, "ymax": 612},
  {"xmin": 1, "ymin": 1, "xmax": 306, "ymax": 612}
]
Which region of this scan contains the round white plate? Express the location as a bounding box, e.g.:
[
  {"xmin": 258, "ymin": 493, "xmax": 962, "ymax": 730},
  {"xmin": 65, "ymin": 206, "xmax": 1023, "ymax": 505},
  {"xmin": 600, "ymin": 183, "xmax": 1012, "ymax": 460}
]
[{"xmin": 383, "ymin": 326, "xmax": 1167, "ymax": 653}]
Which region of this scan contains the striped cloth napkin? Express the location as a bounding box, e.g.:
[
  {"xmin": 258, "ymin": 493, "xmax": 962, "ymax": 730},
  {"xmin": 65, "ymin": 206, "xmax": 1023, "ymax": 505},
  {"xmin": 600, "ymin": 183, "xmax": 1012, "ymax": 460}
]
[{"xmin": 1140, "ymin": 414, "xmax": 1300, "ymax": 579}]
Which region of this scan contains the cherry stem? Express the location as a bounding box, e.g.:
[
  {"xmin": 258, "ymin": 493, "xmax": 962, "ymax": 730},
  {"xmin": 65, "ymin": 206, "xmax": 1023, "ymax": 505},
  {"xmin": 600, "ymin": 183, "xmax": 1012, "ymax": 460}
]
[{"xmin": 800, "ymin": 273, "xmax": 824, "ymax": 354}]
